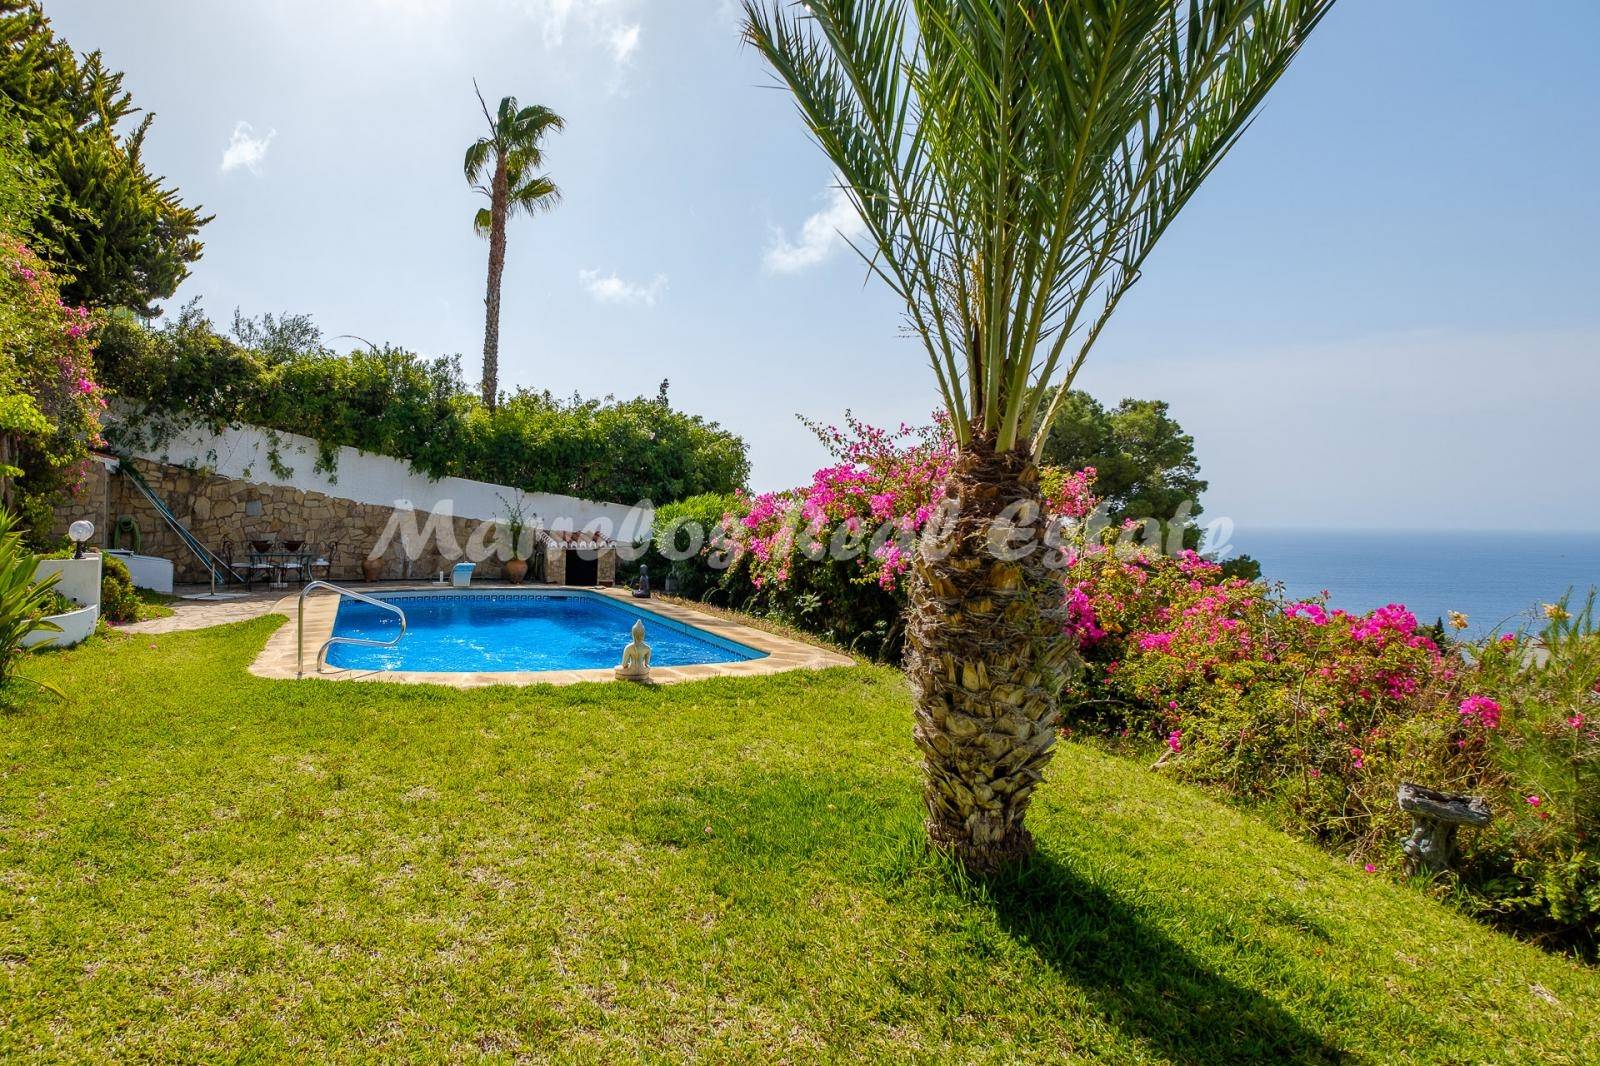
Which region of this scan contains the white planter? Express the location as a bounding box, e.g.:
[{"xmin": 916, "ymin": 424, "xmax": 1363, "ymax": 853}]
[
  {"xmin": 22, "ymin": 602, "xmax": 97, "ymax": 649},
  {"xmin": 34, "ymin": 556, "xmax": 102, "ymax": 609},
  {"xmin": 105, "ymin": 550, "xmax": 174, "ymax": 594},
  {"xmin": 25, "ymin": 555, "xmax": 102, "ymax": 649}
]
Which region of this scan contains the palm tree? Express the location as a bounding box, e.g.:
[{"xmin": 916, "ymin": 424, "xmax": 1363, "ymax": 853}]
[
  {"xmin": 465, "ymin": 85, "xmax": 564, "ymax": 410},
  {"xmin": 745, "ymin": 0, "xmax": 1333, "ymax": 873}
]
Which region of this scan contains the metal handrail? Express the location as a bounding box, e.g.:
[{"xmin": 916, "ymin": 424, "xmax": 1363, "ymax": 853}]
[
  {"xmin": 297, "ymin": 580, "xmax": 407, "ymax": 677},
  {"xmin": 114, "ymin": 456, "xmax": 245, "ymax": 587}
]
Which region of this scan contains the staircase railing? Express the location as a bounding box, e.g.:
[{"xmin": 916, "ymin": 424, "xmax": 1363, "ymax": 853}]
[
  {"xmin": 297, "ymin": 580, "xmax": 407, "ymax": 677},
  {"xmin": 114, "ymin": 457, "xmax": 244, "ymax": 587}
]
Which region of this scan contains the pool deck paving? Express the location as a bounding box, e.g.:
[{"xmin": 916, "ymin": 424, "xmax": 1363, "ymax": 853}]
[
  {"xmin": 232, "ymin": 582, "xmax": 854, "ymax": 687},
  {"xmin": 118, "ymin": 589, "xmax": 290, "ymax": 635}
]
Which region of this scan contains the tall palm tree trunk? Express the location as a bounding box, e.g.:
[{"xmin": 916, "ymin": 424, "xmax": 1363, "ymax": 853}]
[
  {"xmin": 480, "ymin": 158, "xmax": 509, "ymax": 410},
  {"xmin": 905, "ymin": 444, "xmax": 1077, "ymax": 873}
]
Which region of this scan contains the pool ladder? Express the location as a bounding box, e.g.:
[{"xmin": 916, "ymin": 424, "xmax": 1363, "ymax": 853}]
[{"xmin": 297, "ymin": 580, "xmax": 407, "ymax": 677}]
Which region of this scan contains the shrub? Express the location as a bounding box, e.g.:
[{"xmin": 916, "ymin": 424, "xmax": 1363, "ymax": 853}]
[
  {"xmin": 694, "ymin": 416, "xmax": 1097, "ymax": 661},
  {"xmin": 0, "ymin": 233, "xmax": 104, "ymax": 537},
  {"xmin": 643, "ymin": 492, "xmax": 740, "ymax": 600},
  {"xmin": 99, "ymin": 553, "xmax": 141, "ymax": 625},
  {"xmin": 94, "ymin": 308, "xmax": 749, "ymax": 504},
  {"xmin": 1061, "ymin": 540, "xmax": 1600, "ymax": 958}
]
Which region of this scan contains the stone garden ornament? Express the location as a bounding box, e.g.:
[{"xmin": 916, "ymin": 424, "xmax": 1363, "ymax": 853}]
[
  {"xmin": 1397, "ymin": 782, "xmax": 1491, "ymax": 877},
  {"xmin": 615, "ymin": 619, "xmax": 651, "ymax": 682}
]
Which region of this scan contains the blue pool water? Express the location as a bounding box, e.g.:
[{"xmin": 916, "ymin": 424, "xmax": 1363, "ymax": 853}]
[{"xmin": 324, "ymin": 592, "xmax": 764, "ymax": 673}]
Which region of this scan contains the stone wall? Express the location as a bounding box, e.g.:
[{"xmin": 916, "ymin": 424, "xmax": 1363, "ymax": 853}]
[{"xmin": 55, "ymin": 456, "xmax": 618, "ymax": 587}]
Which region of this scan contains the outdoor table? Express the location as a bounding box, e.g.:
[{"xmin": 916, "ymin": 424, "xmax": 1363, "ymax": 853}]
[{"xmin": 250, "ymin": 551, "xmax": 313, "ymax": 589}]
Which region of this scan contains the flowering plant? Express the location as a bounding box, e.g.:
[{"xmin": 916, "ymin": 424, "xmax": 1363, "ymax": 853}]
[
  {"xmin": 0, "ymin": 235, "xmax": 104, "ymax": 535},
  {"xmin": 702, "ymin": 415, "xmax": 1099, "ymax": 659},
  {"xmin": 1062, "ymin": 538, "xmax": 1600, "ymax": 957}
]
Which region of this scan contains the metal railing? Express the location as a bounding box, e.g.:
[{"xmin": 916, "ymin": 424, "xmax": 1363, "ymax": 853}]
[
  {"xmin": 115, "ymin": 456, "xmax": 245, "ymax": 588},
  {"xmin": 297, "ymin": 580, "xmax": 407, "ymax": 677}
]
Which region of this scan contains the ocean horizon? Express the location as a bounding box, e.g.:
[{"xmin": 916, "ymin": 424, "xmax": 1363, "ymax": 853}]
[{"xmin": 1223, "ymin": 528, "xmax": 1600, "ymax": 640}]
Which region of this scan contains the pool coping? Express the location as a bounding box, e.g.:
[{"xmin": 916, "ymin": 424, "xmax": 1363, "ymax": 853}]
[{"xmin": 247, "ymin": 583, "xmax": 855, "ymax": 687}]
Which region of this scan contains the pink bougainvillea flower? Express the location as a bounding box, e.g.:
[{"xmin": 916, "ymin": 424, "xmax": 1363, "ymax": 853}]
[
  {"xmin": 1166, "ymin": 729, "xmax": 1183, "ymax": 754},
  {"xmin": 1363, "ymin": 863, "xmax": 1376, "ymax": 873},
  {"xmin": 1526, "ymin": 795, "xmax": 1542, "ymax": 807},
  {"xmin": 1458, "ymin": 695, "xmax": 1501, "ymax": 730}
]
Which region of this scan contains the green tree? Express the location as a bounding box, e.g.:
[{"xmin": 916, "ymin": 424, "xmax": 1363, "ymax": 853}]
[
  {"xmin": 1039, "ymin": 392, "xmax": 1207, "ymax": 524},
  {"xmin": 0, "ymin": 1, "xmax": 208, "ymax": 313},
  {"xmin": 464, "ymin": 85, "xmax": 563, "ymax": 411},
  {"xmin": 745, "ymin": 0, "xmax": 1331, "ymax": 872}
]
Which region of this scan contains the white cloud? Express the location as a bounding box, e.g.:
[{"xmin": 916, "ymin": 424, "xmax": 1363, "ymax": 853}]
[
  {"xmin": 763, "ymin": 183, "xmax": 868, "ymax": 274},
  {"xmin": 579, "ymin": 268, "xmax": 668, "ymax": 306},
  {"xmin": 220, "ymin": 121, "xmax": 276, "ymax": 174},
  {"xmin": 520, "ymin": 0, "xmax": 635, "ymax": 55},
  {"xmin": 608, "ymin": 22, "xmax": 641, "ymax": 63}
]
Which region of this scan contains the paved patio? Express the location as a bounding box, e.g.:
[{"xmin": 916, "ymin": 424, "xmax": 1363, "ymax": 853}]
[{"xmin": 118, "ymin": 588, "xmax": 290, "ymax": 635}]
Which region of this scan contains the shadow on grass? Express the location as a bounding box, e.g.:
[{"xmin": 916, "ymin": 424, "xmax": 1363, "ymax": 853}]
[{"xmin": 943, "ymin": 847, "xmax": 1349, "ymax": 1064}]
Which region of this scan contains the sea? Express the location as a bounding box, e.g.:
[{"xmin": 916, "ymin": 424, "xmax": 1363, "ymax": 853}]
[{"xmin": 1222, "ymin": 530, "xmax": 1600, "ymax": 640}]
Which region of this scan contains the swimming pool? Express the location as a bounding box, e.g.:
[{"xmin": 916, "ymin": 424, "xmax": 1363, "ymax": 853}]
[{"xmin": 323, "ymin": 590, "xmax": 766, "ymax": 673}]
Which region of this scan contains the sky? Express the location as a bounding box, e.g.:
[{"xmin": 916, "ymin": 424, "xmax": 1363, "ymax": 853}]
[{"xmin": 42, "ymin": 0, "xmax": 1600, "ymax": 531}]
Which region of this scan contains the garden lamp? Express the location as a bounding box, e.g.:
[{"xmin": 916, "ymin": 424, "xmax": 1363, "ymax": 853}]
[{"xmin": 68, "ymin": 519, "xmax": 94, "ymax": 559}]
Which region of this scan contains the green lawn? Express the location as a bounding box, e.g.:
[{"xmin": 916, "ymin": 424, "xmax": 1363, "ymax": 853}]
[{"xmin": 2, "ymin": 618, "xmax": 1597, "ymax": 1061}]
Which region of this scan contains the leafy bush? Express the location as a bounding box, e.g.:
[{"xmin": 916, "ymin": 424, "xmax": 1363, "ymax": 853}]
[
  {"xmin": 1061, "ymin": 540, "xmax": 1600, "ymax": 958},
  {"xmin": 94, "ymin": 307, "xmax": 749, "ymax": 504},
  {"xmin": 642, "ymin": 492, "xmax": 739, "ymax": 600},
  {"xmin": 671, "ymin": 416, "xmax": 1096, "ymax": 661},
  {"xmin": 99, "ymin": 553, "xmax": 141, "ymax": 625},
  {"xmin": 0, "ymin": 230, "xmax": 104, "ymax": 536},
  {"xmin": 28, "ymin": 589, "xmax": 74, "ymax": 620}
]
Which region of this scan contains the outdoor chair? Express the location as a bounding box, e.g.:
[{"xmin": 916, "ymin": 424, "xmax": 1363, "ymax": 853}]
[{"xmin": 309, "ymin": 542, "xmax": 336, "ymax": 582}]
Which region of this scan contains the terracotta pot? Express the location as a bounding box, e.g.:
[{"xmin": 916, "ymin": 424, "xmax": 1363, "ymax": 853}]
[
  {"xmin": 361, "ymin": 556, "xmax": 384, "ymax": 582},
  {"xmin": 505, "ymin": 557, "xmax": 528, "ymax": 585}
]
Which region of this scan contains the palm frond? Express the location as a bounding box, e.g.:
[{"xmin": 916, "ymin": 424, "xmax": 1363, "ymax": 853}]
[{"xmin": 745, "ymin": 0, "xmax": 1334, "ymax": 455}]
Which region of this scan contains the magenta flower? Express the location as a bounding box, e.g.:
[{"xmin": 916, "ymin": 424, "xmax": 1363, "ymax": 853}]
[
  {"xmin": 1458, "ymin": 695, "xmax": 1501, "ymax": 730},
  {"xmin": 1166, "ymin": 729, "xmax": 1183, "ymax": 754},
  {"xmin": 1526, "ymin": 795, "xmax": 1541, "ymax": 807}
]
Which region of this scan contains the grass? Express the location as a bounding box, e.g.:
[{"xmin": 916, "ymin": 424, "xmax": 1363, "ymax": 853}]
[
  {"xmin": 130, "ymin": 587, "xmax": 178, "ymax": 622},
  {"xmin": 2, "ymin": 618, "xmax": 1598, "ymax": 1061}
]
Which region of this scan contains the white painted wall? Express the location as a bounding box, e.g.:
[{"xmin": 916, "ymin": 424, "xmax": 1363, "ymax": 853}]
[
  {"xmin": 106, "ymin": 550, "xmax": 174, "ymax": 594},
  {"xmin": 27, "ymin": 556, "xmax": 101, "ymax": 649},
  {"xmin": 125, "ymin": 421, "xmax": 653, "ymax": 542},
  {"xmin": 36, "ymin": 556, "xmax": 101, "ymax": 609}
]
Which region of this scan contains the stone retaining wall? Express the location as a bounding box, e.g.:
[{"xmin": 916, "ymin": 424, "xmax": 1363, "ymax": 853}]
[{"xmin": 54, "ymin": 458, "xmax": 617, "ymax": 587}]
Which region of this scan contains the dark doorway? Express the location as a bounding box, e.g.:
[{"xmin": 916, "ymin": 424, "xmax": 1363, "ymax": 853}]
[{"xmin": 564, "ymin": 551, "xmax": 599, "ymax": 586}]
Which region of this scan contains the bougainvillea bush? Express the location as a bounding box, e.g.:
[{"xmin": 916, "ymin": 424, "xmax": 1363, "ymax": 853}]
[
  {"xmin": 0, "ymin": 235, "xmax": 104, "ymax": 537},
  {"xmin": 1062, "ymin": 539, "xmax": 1600, "ymax": 957},
  {"xmin": 700, "ymin": 415, "xmax": 1096, "ymax": 660}
]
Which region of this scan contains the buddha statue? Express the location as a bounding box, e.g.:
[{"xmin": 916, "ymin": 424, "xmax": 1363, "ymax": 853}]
[{"xmin": 615, "ymin": 619, "xmax": 652, "ymax": 681}]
